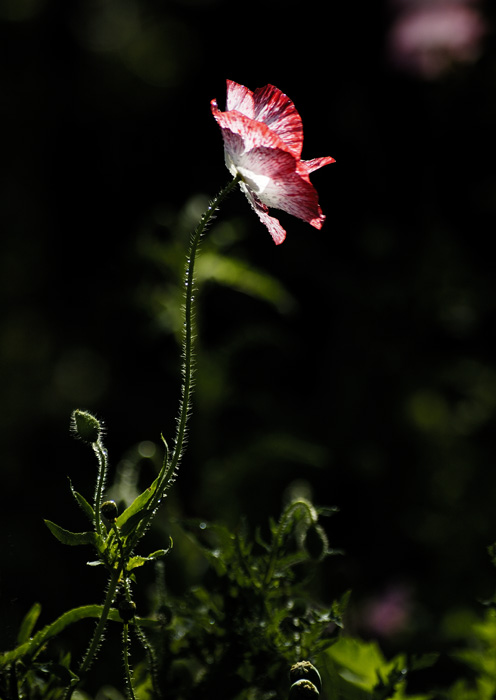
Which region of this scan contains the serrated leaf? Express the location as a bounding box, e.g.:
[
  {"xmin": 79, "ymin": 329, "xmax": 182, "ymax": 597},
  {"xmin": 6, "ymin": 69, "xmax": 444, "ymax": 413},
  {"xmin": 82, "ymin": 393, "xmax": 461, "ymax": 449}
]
[
  {"xmin": 69, "ymin": 479, "xmax": 94, "ymax": 524},
  {"xmin": 126, "ymin": 540, "xmax": 172, "ymax": 571},
  {"xmin": 126, "ymin": 556, "xmax": 151, "ymax": 572},
  {"xmin": 44, "ymin": 520, "xmax": 97, "ymax": 547},
  {"xmin": 17, "ymin": 602, "xmax": 42, "ymax": 645}
]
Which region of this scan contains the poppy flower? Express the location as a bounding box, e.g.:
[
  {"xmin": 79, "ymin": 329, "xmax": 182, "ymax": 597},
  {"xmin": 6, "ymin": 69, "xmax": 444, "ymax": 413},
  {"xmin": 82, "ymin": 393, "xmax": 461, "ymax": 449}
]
[{"xmin": 211, "ymin": 80, "xmax": 335, "ymax": 244}]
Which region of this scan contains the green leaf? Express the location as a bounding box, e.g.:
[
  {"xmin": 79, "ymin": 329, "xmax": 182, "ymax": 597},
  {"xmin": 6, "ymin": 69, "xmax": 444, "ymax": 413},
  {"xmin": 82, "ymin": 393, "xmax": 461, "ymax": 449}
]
[
  {"xmin": 317, "ymin": 505, "xmax": 340, "ymax": 517},
  {"xmin": 179, "ymin": 519, "xmax": 236, "ymax": 576},
  {"xmin": 324, "ymin": 637, "xmax": 406, "ymax": 694},
  {"xmin": 126, "ymin": 540, "xmax": 172, "ymax": 572},
  {"xmin": 117, "ymin": 485, "xmax": 155, "ymax": 532},
  {"xmin": 119, "ymin": 506, "xmax": 151, "ymax": 538},
  {"xmin": 0, "ymin": 605, "xmax": 162, "ymax": 669},
  {"xmin": 69, "ymin": 478, "xmax": 94, "ymax": 523},
  {"xmin": 44, "ymin": 520, "xmax": 97, "ymax": 547},
  {"xmin": 116, "ymin": 455, "xmax": 168, "ymax": 537},
  {"xmin": 196, "ymin": 251, "xmax": 295, "ymax": 313},
  {"xmin": 117, "ymin": 437, "xmax": 173, "ymax": 544},
  {"xmin": 17, "ymin": 602, "xmax": 42, "ymax": 645}
]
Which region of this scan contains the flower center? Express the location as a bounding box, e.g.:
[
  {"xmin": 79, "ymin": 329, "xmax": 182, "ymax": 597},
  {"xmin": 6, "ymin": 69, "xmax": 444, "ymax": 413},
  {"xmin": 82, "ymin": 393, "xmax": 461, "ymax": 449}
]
[{"xmin": 225, "ymin": 153, "xmax": 270, "ymax": 197}]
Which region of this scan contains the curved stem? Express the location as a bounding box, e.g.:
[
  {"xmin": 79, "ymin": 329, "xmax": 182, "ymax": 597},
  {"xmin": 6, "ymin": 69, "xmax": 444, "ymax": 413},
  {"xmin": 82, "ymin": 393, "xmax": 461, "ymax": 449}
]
[
  {"xmin": 169, "ymin": 174, "xmax": 241, "ymax": 476},
  {"xmin": 114, "ymin": 177, "xmax": 241, "ymax": 558},
  {"xmin": 62, "ymin": 177, "xmax": 240, "ymax": 699},
  {"xmin": 262, "ymin": 500, "xmax": 317, "ymax": 590},
  {"xmin": 93, "ymin": 439, "xmax": 108, "ymax": 537},
  {"xmin": 133, "ymin": 624, "xmax": 161, "ymax": 699}
]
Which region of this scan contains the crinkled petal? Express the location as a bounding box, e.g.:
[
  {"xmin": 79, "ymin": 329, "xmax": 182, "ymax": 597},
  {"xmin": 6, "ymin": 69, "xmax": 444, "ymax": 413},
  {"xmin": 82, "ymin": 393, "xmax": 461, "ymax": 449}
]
[
  {"xmin": 211, "ymin": 101, "xmax": 290, "ymax": 154},
  {"xmin": 240, "ymin": 182, "xmax": 287, "ymax": 245},
  {"xmin": 211, "ymin": 80, "xmax": 335, "ymax": 243},
  {"xmin": 253, "ymin": 84, "xmax": 303, "ymax": 158},
  {"xmin": 303, "ymin": 156, "xmax": 336, "ymax": 173},
  {"xmin": 225, "ymin": 79, "xmax": 255, "ymax": 118},
  {"xmin": 234, "ymin": 146, "xmax": 328, "ymax": 229}
]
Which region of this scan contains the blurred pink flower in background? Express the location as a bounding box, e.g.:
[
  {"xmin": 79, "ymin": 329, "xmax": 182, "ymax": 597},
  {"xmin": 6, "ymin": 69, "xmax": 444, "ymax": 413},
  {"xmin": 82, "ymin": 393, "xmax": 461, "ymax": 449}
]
[
  {"xmin": 388, "ymin": 0, "xmax": 487, "ymax": 79},
  {"xmin": 361, "ymin": 584, "xmax": 413, "ymax": 638}
]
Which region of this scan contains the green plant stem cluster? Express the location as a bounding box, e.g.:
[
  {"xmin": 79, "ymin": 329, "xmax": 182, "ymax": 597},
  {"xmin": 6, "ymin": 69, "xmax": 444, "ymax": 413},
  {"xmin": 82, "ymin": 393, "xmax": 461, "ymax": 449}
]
[{"xmin": 0, "ymin": 177, "xmax": 243, "ymax": 700}]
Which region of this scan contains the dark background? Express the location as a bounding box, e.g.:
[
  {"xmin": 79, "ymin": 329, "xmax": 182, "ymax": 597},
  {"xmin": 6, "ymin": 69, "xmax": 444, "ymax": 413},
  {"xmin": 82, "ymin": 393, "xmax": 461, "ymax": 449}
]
[{"xmin": 1, "ymin": 0, "xmax": 496, "ymax": 666}]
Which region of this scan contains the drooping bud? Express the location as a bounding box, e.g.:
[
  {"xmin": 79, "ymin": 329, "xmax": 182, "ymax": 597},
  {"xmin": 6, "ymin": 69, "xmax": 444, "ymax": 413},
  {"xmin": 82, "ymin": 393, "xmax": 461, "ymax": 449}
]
[
  {"xmin": 71, "ymin": 409, "xmax": 102, "ymax": 444},
  {"xmin": 303, "ymin": 523, "xmax": 328, "ymax": 561},
  {"xmin": 289, "ymin": 661, "xmax": 322, "ymax": 693}
]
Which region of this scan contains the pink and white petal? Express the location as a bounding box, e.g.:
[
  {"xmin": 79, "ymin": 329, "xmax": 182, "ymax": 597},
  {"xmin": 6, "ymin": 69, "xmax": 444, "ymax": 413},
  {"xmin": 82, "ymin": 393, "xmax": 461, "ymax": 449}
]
[
  {"xmin": 225, "ymin": 80, "xmax": 255, "ymax": 118},
  {"xmin": 240, "ymin": 182, "xmax": 287, "ymax": 245},
  {"xmin": 210, "ymin": 103, "xmax": 295, "ymax": 158},
  {"xmin": 303, "ymin": 156, "xmax": 336, "ymax": 173},
  {"xmin": 253, "ymin": 84, "xmax": 304, "ymax": 159},
  {"xmin": 235, "ymin": 146, "xmax": 326, "ymax": 228}
]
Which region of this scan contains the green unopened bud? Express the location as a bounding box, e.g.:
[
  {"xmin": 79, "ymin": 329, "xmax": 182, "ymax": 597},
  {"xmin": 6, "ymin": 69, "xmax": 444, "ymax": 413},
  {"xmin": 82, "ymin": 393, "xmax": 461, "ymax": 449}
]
[
  {"xmin": 101, "ymin": 500, "xmax": 118, "ymax": 522},
  {"xmin": 289, "ymin": 679, "xmax": 319, "ymax": 699},
  {"xmin": 118, "ymin": 599, "xmax": 136, "ymax": 623},
  {"xmin": 71, "ymin": 409, "xmax": 102, "ymax": 444},
  {"xmin": 303, "ymin": 523, "xmax": 328, "ymax": 561},
  {"xmin": 290, "ymin": 661, "xmax": 322, "ymax": 693},
  {"xmin": 157, "ymin": 604, "xmax": 173, "ymax": 627}
]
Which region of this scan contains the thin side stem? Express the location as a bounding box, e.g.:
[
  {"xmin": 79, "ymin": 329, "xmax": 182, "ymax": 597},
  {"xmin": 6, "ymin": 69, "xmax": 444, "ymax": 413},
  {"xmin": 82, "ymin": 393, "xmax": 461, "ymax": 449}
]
[
  {"xmin": 122, "ymin": 623, "xmax": 137, "ymax": 700},
  {"xmin": 133, "ymin": 624, "xmax": 162, "ymax": 699}
]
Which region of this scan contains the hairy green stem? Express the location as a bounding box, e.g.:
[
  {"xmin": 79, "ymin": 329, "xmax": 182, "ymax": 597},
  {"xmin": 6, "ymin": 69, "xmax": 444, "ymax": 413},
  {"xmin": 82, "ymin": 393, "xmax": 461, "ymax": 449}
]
[
  {"xmin": 122, "ymin": 176, "xmax": 241, "ymax": 556},
  {"xmin": 122, "ymin": 623, "xmax": 137, "ymax": 700},
  {"xmin": 134, "ymin": 624, "xmax": 162, "ymax": 699},
  {"xmin": 262, "ymin": 500, "xmax": 317, "ymax": 590},
  {"xmin": 124, "ymin": 175, "xmax": 241, "ymax": 556},
  {"xmin": 170, "ymin": 174, "xmax": 241, "ymax": 475},
  {"xmin": 93, "ymin": 439, "xmax": 108, "ymax": 537},
  {"xmin": 61, "ymin": 176, "xmax": 240, "ymax": 699},
  {"xmin": 64, "ymin": 565, "xmax": 122, "ymax": 700}
]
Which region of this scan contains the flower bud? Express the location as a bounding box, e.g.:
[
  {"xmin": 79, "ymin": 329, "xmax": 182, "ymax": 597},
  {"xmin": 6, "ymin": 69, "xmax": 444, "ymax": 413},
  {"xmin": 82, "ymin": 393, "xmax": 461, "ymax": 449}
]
[
  {"xmin": 101, "ymin": 500, "xmax": 118, "ymax": 522},
  {"xmin": 303, "ymin": 523, "xmax": 328, "ymax": 561},
  {"xmin": 289, "ymin": 679, "xmax": 319, "ymax": 699},
  {"xmin": 71, "ymin": 409, "xmax": 102, "ymax": 444},
  {"xmin": 289, "ymin": 661, "xmax": 322, "ymax": 693},
  {"xmin": 118, "ymin": 599, "xmax": 136, "ymax": 623}
]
